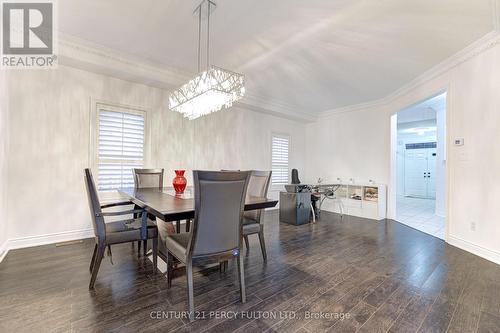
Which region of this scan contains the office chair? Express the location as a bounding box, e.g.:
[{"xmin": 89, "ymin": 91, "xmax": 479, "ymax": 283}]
[
  {"xmin": 291, "ymin": 169, "xmax": 319, "ymax": 222},
  {"xmin": 291, "ymin": 169, "xmax": 301, "ymax": 185}
]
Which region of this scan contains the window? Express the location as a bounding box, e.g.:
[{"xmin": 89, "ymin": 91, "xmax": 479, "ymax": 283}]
[
  {"xmin": 271, "ymin": 134, "xmax": 290, "ymax": 185},
  {"xmin": 95, "ymin": 106, "xmax": 146, "ymax": 190}
]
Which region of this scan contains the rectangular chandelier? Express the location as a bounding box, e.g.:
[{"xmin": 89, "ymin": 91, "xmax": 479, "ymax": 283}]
[{"xmin": 169, "ymin": 66, "xmax": 245, "ymax": 120}]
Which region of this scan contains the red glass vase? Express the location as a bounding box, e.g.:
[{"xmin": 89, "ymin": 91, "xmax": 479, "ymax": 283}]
[{"xmin": 172, "ymin": 170, "xmax": 187, "ymax": 194}]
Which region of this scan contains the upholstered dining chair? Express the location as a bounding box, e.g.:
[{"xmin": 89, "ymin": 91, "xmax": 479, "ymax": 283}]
[
  {"xmin": 133, "ymin": 168, "xmax": 167, "ymax": 255},
  {"xmin": 165, "ymin": 170, "xmax": 250, "ymax": 321},
  {"xmin": 241, "ymin": 170, "xmax": 272, "ymax": 262},
  {"xmin": 134, "ymin": 168, "xmax": 189, "ymax": 236},
  {"xmin": 84, "ymin": 169, "xmax": 158, "ymax": 289},
  {"xmin": 133, "ymin": 168, "xmax": 164, "ymax": 189}
]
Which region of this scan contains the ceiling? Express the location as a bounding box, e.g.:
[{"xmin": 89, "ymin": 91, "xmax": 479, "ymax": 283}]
[
  {"xmin": 397, "ymin": 92, "xmax": 445, "ymax": 124},
  {"xmin": 59, "ymin": 0, "xmax": 495, "ymax": 115},
  {"xmin": 397, "ymin": 119, "xmax": 437, "ymax": 138}
]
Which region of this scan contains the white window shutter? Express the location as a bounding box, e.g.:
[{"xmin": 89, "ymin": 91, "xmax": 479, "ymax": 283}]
[
  {"xmin": 271, "ymin": 135, "xmax": 290, "ymax": 185},
  {"xmin": 97, "ymin": 109, "xmax": 145, "ymax": 190}
]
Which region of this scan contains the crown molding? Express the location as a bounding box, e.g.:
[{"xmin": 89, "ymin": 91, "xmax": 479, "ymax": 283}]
[
  {"xmin": 239, "ymin": 93, "xmax": 315, "ymax": 123},
  {"xmin": 57, "ymin": 34, "xmax": 313, "ymax": 123},
  {"xmin": 58, "ymin": 34, "xmax": 190, "ymax": 89},
  {"xmin": 318, "ymin": 30, "xmax": 500, "ymax": 119},
  {"xmin": 58, "ymin": 29, "xmax": 500, "ymax": 124},
  {"xmin": 316, "ymin": 98, "xmax": 389, "ymax": 118},
  {"xmin": 383, "ymin": 30, "xmax": 500, "ymax": 104}
]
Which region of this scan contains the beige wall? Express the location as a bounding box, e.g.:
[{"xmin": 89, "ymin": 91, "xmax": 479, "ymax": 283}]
[
  {"xmin": 305, "ymin": 41, "xmax": 500, "ymax": 264},
  {"xmin": 187, "ymin": 105, "xmax": 306, "ymax": 202},
  {"xmin": 304, "ymin": 104, "xmax": 391, "ymax": 186},
  {"xmin": 0, "ymin": 70, "xmax": 8, "ymax": 253},
  {"xmin": 4, "ymin": 65, "xmax": 306, "ymax": 244}
]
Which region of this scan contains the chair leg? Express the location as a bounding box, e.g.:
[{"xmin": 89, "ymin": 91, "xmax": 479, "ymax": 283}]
[
  {"xmin": 310, "ymin": 203, "xmax": 316, "ymax": 223},
  {"xmin": 107, "ymin": 245, "xmax": 113, "ymax": 265},
  {"xmin": 167, "ymin": 252, "xmax": 174, "ymax": 288},
  {"xmin": 219, "ymin": 260, "xmax": 228, "ymax": 273},
  {"xmin": 258, "ymin": 230, "xmax": 267, "ymax": 263},
  {"xmin": 176, "ymin": 220, "xmax": 181, "ymax": 233},
  {"xmin": 243, "ymin": 235, "xmax": 249, "ymax": 250},
  {"xmin": 237, "ymin": 254, "xmax": 246, "ymax": 303},
  {"xmin": 152, "ymin": 237, "xmax": 158, "ymax": 275},
  {"xmin": 186, "ymin": 261, "xmax": 195, "ymax": 322},
  {"xmin": 186, "ymin": 219, "xmax": 191, "ymax": 232},
  {"xmin": 137, "ymin": 240, "xmax": 141, "ymax": 257},
  {"xmin": 143, "ymin": 239, "xmax": 147, "ymax": 257},
  {"xmin": 89, "ymin": 244, "xmax": 106, "ymax": 289},
  {"xmin": 89, "ymin": 244, "xmax": 97, "ymax": 273}
]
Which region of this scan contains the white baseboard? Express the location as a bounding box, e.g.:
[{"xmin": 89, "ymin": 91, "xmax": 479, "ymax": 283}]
[
  {"xmin": 0, "ymin": 228, "xmax": 95, "ymax": 263},
  {"xmin": 448, "ymin": 235, "xmax": 500, "ymax": 266},
  {"xmin": 0, "ymin": 240, "xmax": 8, "ymax": 263},
  {"xmin": 8, "ymin": 228, "xmax": 94, "ymax": 250}
]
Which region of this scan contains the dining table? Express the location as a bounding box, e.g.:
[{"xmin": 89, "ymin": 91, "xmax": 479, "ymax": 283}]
[{"xmin": 118, "ymin": 187, "xmax": 278, "ymax": 231}]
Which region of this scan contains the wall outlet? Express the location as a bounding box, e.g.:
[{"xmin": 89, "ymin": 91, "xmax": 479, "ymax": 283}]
[{"xmin": 470, "ymin": 221, "xmax": 476, "ymax": 231}]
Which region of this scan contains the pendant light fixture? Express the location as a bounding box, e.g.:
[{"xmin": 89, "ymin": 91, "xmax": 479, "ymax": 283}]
[{"xmin": 169, "ymin": 0, "xmax": 245, "ymax": 120}]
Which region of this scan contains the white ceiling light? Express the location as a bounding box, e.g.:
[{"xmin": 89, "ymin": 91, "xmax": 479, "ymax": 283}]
[
  {"xmin": 169, "ymin": 0, "xmax": 245, "ymax": 120},
  {"xmin": 400, "ymin": 126, "xmax": 437, "ymax": 135}
]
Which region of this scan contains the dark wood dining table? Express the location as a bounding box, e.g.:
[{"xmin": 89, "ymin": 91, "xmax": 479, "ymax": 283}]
[{"xmin": 118, "ymin": 187, "xmax": 278, "ymax": 224}]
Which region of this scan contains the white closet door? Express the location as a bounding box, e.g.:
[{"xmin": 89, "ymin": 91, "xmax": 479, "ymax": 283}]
[{"xmin": 404, "ymin": 149, "xmax": 428, "ymax": 197}]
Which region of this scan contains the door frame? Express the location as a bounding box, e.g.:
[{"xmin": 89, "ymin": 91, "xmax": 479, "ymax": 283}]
[{"xmin": 389, "ymin": 89, "xmax": 450, "ymax": 241}]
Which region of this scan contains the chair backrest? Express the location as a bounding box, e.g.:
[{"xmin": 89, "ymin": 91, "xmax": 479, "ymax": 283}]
[
  {"xmin": 243, "ymin": 170, "xmax": 272, "ymax": 223},
  {"xmin": 84, "ymin": 169, "xmax": 105, "ymax": 240},
  {"xmin": 188, "ymin": 170, "xmax": 250, "ymax": 258},
  {"xmin": 133, "ymin": 168, "xmax": 164, "ymax": 189}
]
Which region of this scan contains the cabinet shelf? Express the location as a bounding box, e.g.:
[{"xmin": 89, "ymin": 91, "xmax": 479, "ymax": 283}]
[{"xmin": 323, "ymin": 183, "xmax": 386, "ymax": 220}]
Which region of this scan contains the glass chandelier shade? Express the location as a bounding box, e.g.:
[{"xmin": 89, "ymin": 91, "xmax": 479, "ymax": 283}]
[
  {"xmin": 169, "ymin": 66, "xmax": 245, "ymax": 120},
  {"xmin": 168, "ymin": 0, "xmax": 245, "ymax": 120}
]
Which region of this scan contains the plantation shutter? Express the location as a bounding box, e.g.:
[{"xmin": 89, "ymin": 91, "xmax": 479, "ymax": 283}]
[
  {"xmin": 97, "ymin": 109, "xmax": 145, "ymax": 190},
  {"xmin": 271, "ymin": 135, "xmax": 290, "ymax": 185}
]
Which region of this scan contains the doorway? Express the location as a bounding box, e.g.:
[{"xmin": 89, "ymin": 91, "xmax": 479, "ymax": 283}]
[{"xmin": 395, "ymin": 93, "xmax": 446, "ymax": 239}]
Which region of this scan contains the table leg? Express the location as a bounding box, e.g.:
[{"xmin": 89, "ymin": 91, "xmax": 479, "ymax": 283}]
[{"xmin": 176, "ymin": 220, "xmax": 181, "ymax": 233}]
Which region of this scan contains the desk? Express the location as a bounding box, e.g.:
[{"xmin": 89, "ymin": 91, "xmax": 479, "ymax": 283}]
[
  {"xmin": 309, "ymin": 184, "xmax": 344, "ymax": 218},
  {"xmin": 285, "ymin": 184, "xmax": 343, "ymax": 222}
]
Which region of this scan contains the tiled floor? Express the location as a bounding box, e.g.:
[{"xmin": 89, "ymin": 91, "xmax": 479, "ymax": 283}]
[{"xmin": 396, "ymin": 196, "xmax": 445, "ymax": 239}]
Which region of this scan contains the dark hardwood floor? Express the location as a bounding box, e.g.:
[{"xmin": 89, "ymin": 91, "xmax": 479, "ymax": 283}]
[{"xmin": 1, "ymin": 211, "xmax": 500, "ymax": 333}]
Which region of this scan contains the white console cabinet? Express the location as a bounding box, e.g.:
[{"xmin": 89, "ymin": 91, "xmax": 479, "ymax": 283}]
[{"xmin": 323, "ymin": 183, "xmax": 387, "ymax": 220}]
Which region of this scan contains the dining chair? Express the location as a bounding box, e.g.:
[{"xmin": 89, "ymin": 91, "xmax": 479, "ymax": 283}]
[
  {"xmin": 133, "ymin": 168, "xmax": 164, "ymax": 189},
  {"xmin": 242, "ymin": 170, "xmax": 272, "ymax": 262},
  {"xmin": 165, "ymin": 170, "xmax": 250, "ymax": 321},
  {"xmin": 84, "ymin": 169, "xmax": 158, "ymax": 289},
  {"xmin": 133, "ymin": 168, "xmax": 166, "ymax": 255},
  {"xmin": 134, "ymin": 168, "xmax": 189, "ymax": 236}
]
